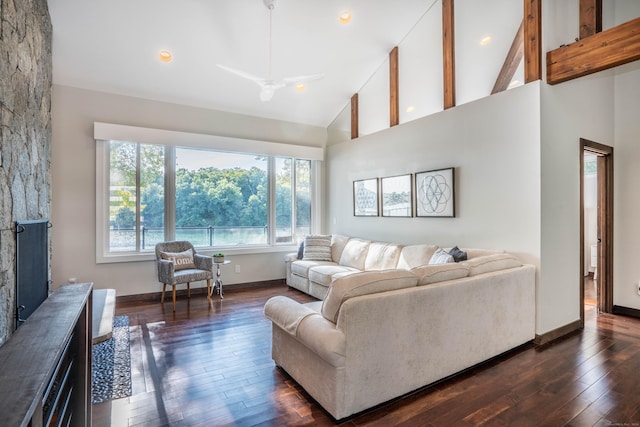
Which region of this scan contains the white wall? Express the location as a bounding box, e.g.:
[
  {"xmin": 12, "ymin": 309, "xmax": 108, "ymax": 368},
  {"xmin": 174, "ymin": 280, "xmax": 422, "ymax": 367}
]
[
  {"xmin": 614, "ymin": 61, "xmax": 640, "ymax": 310},
  {"xmin": 539, "ymin": 74, "xmax": 615, "ymax": 333},
  {"xmin": 326, "ymin": 82, "xmax": 542, "ymax": 323},
  {"xmin": 50, "ymin": 85, "xmax": 326, "ymax": 296}
]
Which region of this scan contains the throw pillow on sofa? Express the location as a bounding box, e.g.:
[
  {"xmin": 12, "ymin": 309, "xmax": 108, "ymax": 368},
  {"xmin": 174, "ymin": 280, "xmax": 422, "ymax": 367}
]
[
  {"xmin": 448, "ymin": 246, "xmax": 468, "ymax": 262},
  {"xmin": 303, "ymin": 235, "xmax": 332, "ymax": 261},
  {"xmin": 296, "ymin": 240, "xmax": 305, "ymax": 259},
  {"xmin": 428, "ymin": 248, "xmax": 454, "ymax": 265}
]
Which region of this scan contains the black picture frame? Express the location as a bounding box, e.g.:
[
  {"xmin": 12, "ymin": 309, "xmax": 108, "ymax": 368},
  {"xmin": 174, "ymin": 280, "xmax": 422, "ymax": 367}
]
[
  {"xmin": 353, "ymin": 178, "xmax": 379, "ymax": 216},
  {"xmin": 381, "ymin": 174, "xmax": 413, "ymax": 217},
  {"xmin": 415, "ymin": 167, "xmax": 455, "ymax": 217}
]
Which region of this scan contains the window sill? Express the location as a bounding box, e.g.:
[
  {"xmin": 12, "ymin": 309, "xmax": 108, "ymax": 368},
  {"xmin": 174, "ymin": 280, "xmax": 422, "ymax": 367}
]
[{"xmin": 96, "ymin": 245, "xmax": 298, "ymax": 264}]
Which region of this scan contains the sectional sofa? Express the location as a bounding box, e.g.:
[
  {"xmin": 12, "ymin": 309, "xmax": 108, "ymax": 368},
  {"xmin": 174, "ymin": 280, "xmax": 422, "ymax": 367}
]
[{"xmin": 266, "ymin": 234, "xmax": 536, "ymax": 419}]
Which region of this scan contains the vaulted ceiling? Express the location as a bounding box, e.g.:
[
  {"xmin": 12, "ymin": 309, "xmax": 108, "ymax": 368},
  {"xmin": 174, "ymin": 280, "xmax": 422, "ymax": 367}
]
[{"xmin": 48, "ymin": 0, "xmax": 435, "ymax": 128}]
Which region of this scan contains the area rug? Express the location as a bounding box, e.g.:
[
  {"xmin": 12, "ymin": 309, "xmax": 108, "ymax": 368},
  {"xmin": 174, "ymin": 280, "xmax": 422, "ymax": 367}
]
[{"xmin": 92, "ymin": 315, "xmax": 132, "ymax": 404}]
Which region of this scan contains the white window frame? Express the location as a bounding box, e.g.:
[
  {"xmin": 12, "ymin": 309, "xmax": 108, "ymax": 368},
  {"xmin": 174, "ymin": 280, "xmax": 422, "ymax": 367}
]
[{"xmin": 95, "ymin": 123, "xmax": 323, "ymax": 263}]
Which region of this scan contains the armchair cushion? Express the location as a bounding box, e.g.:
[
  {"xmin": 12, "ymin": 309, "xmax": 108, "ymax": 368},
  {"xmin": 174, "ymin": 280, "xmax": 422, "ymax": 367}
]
[{"xmin": 160, "ymin": 248, "xmax": 196, "ymax": 270}]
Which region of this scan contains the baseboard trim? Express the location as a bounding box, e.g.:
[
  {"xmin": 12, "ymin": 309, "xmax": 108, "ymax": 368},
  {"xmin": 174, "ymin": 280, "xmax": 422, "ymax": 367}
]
[
  {"xmin": 116, "ymin": 278, "xmax": 285, "ymax": 304},
  {"xmin": 612, "ymin": 305, "xmax": 640, "ymax": 319},
  {"xmin": 534, "ymin": 319, "xmax": 582, "ymax": 346}
]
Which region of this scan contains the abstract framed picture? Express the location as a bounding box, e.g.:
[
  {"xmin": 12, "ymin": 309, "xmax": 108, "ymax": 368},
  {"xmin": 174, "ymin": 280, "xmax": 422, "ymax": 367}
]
[
  {"xmin": 353, "ymin": 178, "xmax": 379, "ymax": 216},
  {"xmin": 381, "ymin": 174, "xmax": 413, "ymax": 217},
  {"xmin": 415, "ymin": 168, "xmax": 455, "ymax": 217}
]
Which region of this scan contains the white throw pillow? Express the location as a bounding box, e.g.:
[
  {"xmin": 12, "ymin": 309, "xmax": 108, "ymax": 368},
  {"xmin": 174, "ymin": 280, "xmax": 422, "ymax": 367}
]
[
  {"xmin": 428, "ymin": 248, "xmax": 454, "ymax": 265},
  {"xmin": 160, "ymin": 248, "xmax": 196, "ymax": 270}
]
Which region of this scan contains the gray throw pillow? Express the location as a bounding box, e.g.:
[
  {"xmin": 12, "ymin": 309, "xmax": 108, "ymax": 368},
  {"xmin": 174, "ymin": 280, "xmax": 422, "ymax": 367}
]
[
  {"xmin": 448, "ymin": 246, "xmax": 468, "ymax": 262},
  {"xmin": 303, "ymin": 235, "xmax": 332, "ymax": 261}
]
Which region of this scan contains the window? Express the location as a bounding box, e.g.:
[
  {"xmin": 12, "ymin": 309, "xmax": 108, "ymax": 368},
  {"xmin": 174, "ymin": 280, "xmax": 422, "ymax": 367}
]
[
  {"xmin": 175, "ymin": 148, "xmax": 268, "ymax": 246},
  {"xmin": 274, "ymin": 158, "xmax": 312, "ymax": 244},
  {"xmin": 96, "ymin": 129, "xmax": 320, "ymax": 262},
  {"xmin": 108, "ymin": 142, "xmax": 165, "ymax": 252}
]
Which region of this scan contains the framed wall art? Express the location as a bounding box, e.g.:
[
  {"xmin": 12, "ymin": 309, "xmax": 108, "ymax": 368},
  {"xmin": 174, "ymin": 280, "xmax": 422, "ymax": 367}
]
[
  {"xmin": 353, "ymin": 178, "xmax": 379, "ymax": 216},
  {"xmin": 381, "ymin": 174, "xmax": 413, "ymax": 217},
  {"xmin": 415, "ymin": 167, "xmax": 455, "ymax": 217}
]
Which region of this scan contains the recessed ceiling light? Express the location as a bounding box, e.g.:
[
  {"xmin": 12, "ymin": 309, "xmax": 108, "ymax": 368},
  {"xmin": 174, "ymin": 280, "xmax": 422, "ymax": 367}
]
[
  {"xmin": 480, "ymin": 36, "xmax": 492, "ymax": 46},
  {"xmin": 159, "ymin": 49, "xmax": 173, "ymax": 62},
  {"xmin": 509, "ymin": 79, "xmax": 520, "ymax": 87},
  {"xmin": 339, "ymin": 11, "xmax": 352, "ymax": 24},
  {"xmin": 295, "ymin": 83, "xmax": 305, "ymax": 92},
  {"xmin": 406, "ymin": 106, "xmax": 415, "ymax": 113}
]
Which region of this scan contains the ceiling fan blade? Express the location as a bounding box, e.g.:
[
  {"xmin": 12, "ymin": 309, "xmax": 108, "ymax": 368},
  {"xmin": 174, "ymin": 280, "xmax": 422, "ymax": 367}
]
[
  {"xmin": 217, "ymin": 64, "xmax": 265, "ymax": 86},
  {"xmin": 282, "ymin": 73, "xmax": 325, "ymax": 86}
]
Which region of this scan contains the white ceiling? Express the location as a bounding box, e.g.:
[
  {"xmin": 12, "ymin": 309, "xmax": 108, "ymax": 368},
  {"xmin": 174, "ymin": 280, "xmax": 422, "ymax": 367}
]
[{"xmin": 47, "ymin": 0, "xmax": 435, "ymax": 128}]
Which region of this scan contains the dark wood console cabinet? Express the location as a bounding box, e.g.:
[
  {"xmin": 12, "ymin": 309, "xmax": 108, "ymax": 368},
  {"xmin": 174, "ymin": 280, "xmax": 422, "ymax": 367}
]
[{"xmin": 0, "ymin": 283, "xmax": 93, "ymax": 427}]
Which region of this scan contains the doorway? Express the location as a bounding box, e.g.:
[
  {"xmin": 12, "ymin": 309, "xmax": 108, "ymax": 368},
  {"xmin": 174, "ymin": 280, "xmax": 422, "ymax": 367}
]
[{"xmin": 580, "ymin": 139, "xmax": 613, "ymax": 325}]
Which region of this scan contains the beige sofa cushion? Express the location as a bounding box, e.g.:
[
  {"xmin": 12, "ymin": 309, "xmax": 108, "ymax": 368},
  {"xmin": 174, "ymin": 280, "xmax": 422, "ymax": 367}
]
[
  {"xmin": 396, "ymin": 244, "xmax": 439, "ymax": 270},
  {"xmin": 459, "ymin": 248, "xmax": 505, "ymax": 259},
  {"xmin": 308, "ymin": 265, "xmax": 361, "ymax": 287},
  {"xmin": 364, "ymin": 242, "xmax": 403, "ymax": 271},
  {"xmin": 411, "ymin": 263, "xmax": 470, "ymax": 285},
  {"xmin": 339, "ymin": 238, "xmax": 371, "ymax": 270},
  {"xmin": 462, "ymin": 253, "xmax": 522, "ymax": 276},
  {"xmin": 331, "ymin": 234, "xmax": 351, "ymax": 263},
  {"xmin": 291, "ymin": 260, "xmax": 335, "ymax": 277},
  {"xmin": 321, "ymin": 270, "xmax": 418, "ymax": 323}
]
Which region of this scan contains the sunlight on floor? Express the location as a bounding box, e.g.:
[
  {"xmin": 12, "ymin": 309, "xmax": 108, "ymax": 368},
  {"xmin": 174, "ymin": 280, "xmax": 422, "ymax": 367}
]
[{"xmin": 109, "ymin": 398, "xmax": 129, "ymax": 427}]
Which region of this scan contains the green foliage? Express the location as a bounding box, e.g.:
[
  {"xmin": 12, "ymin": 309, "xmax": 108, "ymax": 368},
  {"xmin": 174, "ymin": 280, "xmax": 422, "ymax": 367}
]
[
  {"xmin": 110, "ymin": 140, "xmax": 311, "ymax": 232},
  {"xmin": 114, "ymin": 207, "xmax": 135, "ymax": 228},
  {"xmin": 175, "ymin": 166, "xmax": 269, "ymax": 227}
]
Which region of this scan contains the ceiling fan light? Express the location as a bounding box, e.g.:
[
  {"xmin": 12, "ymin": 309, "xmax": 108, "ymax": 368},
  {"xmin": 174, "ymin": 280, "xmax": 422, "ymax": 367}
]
[
  {"xmin": 159, "ymin": 49, "xmax": 173, "ymax": 62},
  {"xmin": 260, "ymin": 86, "xmax": 275, "ymax": 102},
  {"xmin": 339, "ymin": 11, "xmax": 352, "ymax": 24}
]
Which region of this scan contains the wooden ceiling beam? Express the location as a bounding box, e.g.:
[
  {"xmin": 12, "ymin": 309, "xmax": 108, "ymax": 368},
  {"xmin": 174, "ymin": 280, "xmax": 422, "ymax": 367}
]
[
  {"xmin": 351, "ymin": 93, "xmax": 359, "ymax": 140},
  {"xmin": 442, "ymin": 0, "xmax": 455, "ymax": 109},
  {"xmin": 547, "ymin": 17, "xmax": 640, "ymax": 85},
  {"xmin": 524, "ymin": 0, "xmax": 542, "ymax": 83},
  {"xmin": 389, "ymin": 46, "xmax": 399, "ymax": 127},
  {"xmin": 580, "ymin": 0, "xmax": 602, "ymax": 39},
  {"xmin": 492, "ymin": 20, "xmax": 524, "ymax": 94}
]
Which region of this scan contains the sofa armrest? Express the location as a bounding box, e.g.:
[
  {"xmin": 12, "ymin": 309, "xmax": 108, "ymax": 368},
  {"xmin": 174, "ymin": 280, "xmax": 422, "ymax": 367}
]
[
  {"xmin": 264, "ymin": 296, "xmax": 318, "ymax": 335},
  {"xmin": 285, "ymin": 252, "xmax": 298, "ymax": 262},
  {"xmin": 264, "ymin": 296, "xmax": 346, "ymax": 367}
]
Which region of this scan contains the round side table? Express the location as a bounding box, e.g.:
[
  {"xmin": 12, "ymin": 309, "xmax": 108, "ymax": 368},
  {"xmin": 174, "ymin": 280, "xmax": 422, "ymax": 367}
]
[{"xmin": 211, "ymin": 260, "xmax": 231, "ymax": 299}]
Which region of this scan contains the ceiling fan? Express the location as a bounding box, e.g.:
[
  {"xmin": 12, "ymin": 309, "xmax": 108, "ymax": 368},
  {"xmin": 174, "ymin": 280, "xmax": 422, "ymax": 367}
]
[{"xmin": 217, "ymin": 0, "xmax": 324, "ymax": 102}]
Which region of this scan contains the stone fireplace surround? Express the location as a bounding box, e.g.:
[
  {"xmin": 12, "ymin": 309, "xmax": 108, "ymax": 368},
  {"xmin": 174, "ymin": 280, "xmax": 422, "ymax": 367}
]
[{"xmin": 0, "ymin": 0, "xmax": 52, "ymax": 345}]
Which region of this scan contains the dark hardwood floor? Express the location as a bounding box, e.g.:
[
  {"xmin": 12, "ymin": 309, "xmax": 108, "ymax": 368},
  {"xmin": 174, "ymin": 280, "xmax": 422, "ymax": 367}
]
[{"xmin": 93, "ymin": 283, "xmax": 640, "ymax": 426}]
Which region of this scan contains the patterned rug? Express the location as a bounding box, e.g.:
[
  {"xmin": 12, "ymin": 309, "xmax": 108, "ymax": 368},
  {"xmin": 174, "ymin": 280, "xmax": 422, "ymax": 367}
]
[{"xmin": 92, "ymin": 315, "xmax": 132, "ymax": 404}]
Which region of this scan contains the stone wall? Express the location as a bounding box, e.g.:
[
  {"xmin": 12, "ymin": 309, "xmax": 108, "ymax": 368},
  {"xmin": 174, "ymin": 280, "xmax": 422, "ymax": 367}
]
[{"xmin": 0, "ymin": 0, "xmax": 52, "ymax": 345}]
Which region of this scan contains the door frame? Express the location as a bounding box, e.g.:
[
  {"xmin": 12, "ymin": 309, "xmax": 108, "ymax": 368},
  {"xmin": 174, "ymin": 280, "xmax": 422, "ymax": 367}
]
[{"xmin": 580, "ymin": 138, "xmax": 613, "ymax": 324}]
